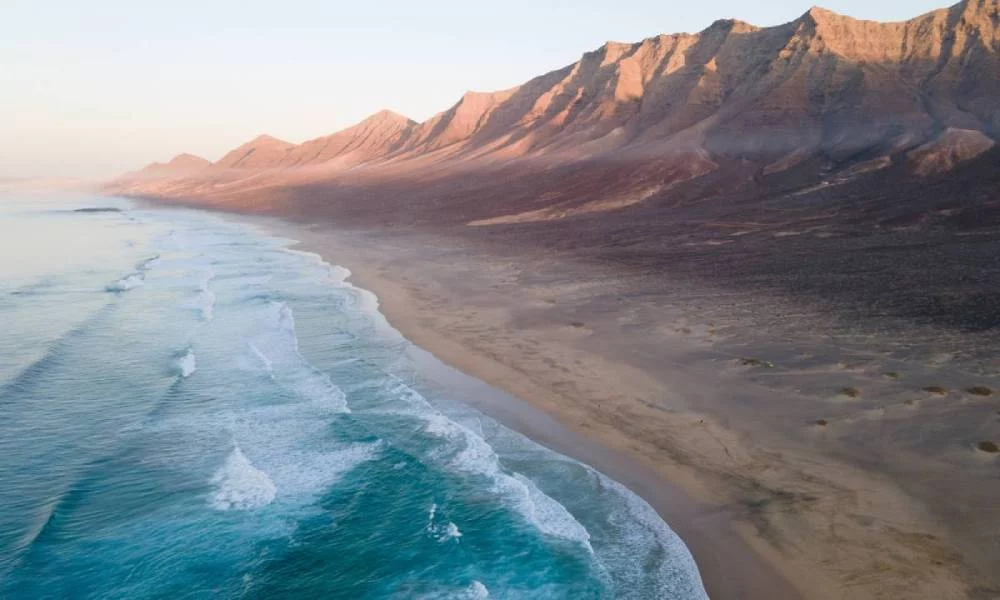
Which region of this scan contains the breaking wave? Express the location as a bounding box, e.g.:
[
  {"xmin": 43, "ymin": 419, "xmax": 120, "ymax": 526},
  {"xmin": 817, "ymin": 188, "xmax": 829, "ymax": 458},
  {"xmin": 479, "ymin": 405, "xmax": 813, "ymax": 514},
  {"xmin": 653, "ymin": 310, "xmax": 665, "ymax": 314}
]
[
  {"xmin": 425, "ymin": 503, "xmax": 463, "ymax": 543},
  {"xmin": 176, "ymin": 348, "xmax": 196, "ymax": 378},
  {"xmin": 105, "ymin": 273, "xmax": 144, "ymax": 293},
  {"xmin": 246, "ymin": 302, "xmax": 349, "ymax": 413},
  {"xmin": 413, "ymin": 388, "xmax": 593, "ymax": 550},
  {"xmin": 210, "ymin": 445, "xmax": 277, "ymax": 511}
]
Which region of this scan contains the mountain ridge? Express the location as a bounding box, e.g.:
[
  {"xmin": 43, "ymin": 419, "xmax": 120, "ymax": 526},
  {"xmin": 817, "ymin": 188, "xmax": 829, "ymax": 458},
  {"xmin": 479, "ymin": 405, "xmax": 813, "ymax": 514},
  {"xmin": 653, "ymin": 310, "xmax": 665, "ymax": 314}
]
[
  {"xmin": 118, "ymin": 153, "xmax": 211, "ymax": 181},
  {"xmin": 109, "ymin": 0, "xmax": 999, "ymax": 220}
]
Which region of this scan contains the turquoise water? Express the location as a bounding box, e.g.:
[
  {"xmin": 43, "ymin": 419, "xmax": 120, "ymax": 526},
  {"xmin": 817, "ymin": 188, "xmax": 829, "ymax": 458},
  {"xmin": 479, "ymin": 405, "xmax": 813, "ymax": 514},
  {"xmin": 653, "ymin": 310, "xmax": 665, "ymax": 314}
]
[{"xmin": 0, "ymin": 195, "xmax": 707, "ymax": 599}]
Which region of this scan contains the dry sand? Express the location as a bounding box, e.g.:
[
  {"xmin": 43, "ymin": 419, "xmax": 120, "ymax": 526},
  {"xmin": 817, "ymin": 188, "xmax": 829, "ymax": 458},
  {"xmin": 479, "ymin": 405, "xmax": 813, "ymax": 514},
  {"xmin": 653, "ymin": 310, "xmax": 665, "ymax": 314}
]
[{"xmin": 231, "ymin": 214, "xmax": 1000, "ymax": 599}]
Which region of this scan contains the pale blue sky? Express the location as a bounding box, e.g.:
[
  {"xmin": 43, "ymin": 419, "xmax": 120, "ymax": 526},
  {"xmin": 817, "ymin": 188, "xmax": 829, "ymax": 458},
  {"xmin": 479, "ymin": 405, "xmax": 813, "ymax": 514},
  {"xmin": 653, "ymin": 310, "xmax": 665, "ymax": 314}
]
[{"xmin": 1, "ymin": 0, "xmax": 951, "ymax": 178}]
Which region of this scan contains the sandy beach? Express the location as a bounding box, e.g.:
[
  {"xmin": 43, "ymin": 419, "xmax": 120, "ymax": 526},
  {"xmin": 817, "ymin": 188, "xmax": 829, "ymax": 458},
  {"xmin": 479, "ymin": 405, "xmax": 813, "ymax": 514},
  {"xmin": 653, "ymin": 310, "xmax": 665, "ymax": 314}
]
[{"xmin": 230, "ymin": 214, "xmax": 1000, "ymax": 600}]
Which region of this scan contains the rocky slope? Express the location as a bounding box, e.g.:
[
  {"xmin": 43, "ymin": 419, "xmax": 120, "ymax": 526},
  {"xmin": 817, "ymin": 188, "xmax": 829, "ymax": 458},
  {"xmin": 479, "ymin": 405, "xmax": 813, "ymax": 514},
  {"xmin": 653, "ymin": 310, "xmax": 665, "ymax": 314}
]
[
  {"xmin": 209, "ymin": 134, "xmax": 295, "ymax": 170},
  {"xmin": 283, "ymin": 110, "xmax": 417, "ymax": 169},
  {"xmin": 110, "ymin": 0, "xmax": 998, "ymax": 207}
]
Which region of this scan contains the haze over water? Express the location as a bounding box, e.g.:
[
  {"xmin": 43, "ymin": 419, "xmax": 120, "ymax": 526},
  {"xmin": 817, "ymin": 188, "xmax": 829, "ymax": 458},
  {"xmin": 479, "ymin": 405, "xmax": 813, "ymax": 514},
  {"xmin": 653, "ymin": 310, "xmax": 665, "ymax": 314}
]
[{"xmin": 0, "ymin": 195, "xmax": 707, "ymax": 599}]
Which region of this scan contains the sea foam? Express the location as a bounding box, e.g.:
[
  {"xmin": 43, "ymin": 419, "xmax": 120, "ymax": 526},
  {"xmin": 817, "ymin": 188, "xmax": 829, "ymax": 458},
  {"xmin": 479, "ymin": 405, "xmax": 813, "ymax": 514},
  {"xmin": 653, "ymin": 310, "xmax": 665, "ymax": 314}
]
[
  {"xmin": 371, "ymin": 376, "xmax": 593, "ymax": 549},
  {"xmin": 465, "ymin": 582, "xmax": 490, "ymax": 599},
  {"xmin": 177, "ymin": 348, "xmax": 197, "ymax": 378},
  {"xmin": 426, "ymin": 503, "xmax": 462, "ymax": 543},
  {"xmin": 105, "ymin": 273, "xmax": 144, "ymax": 293},
  {"xmin": 195, "ymin": 289, "xmax": 216, "ymax": 321},
  {"xmin": 417, "ymin": 398, "xmax": 592, "ymax": 550},
  {"xmin": 245, "ymin": 302, "xmax": 349, "ymax": 413},
  {"xmin": 211, "ymin": 445, "xmax": 277, "ymax": 511},
  {"xmin": 135, "ymin": 254, "xmax": 160, "ymax": 271},
  {"xmin": 196, "ymin": 269, "xmax": 216, "ymax": 320},
  {"xmin": 418, "ymin": 580, "xmax": 491, "ymax": 600},
  {"xmin": 247, "ymin": 343, "xmax": 273, "ymax": 377},
  {"xmin": 593, "ymin": 473, "xmax": 707, "ymax": 598},
  {"xmin": 177, "ymin": 267, "xmax": 217, "ymax": 320}
]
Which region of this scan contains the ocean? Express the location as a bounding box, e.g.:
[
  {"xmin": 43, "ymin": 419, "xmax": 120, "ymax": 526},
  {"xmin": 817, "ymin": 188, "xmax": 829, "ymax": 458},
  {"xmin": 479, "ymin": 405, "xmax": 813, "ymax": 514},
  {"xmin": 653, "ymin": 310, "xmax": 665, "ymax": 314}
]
[{"xmin": 0, "ymin": 195, "xmax": 707, "ymax": 599}]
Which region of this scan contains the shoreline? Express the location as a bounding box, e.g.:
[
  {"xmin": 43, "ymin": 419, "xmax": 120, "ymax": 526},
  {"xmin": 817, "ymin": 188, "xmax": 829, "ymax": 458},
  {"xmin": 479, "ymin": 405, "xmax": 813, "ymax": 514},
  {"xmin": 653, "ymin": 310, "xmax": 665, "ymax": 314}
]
[
  {"xmin": 261, "ymin": 217, "xmax": 806, "ymax": 599},
  {"xmin": 402, "ymin": 339, "xmax": 801, "ymax": 600},
  {"xmin": 180, "ymin": 207, "xmax": 994, "ymax": 599}
]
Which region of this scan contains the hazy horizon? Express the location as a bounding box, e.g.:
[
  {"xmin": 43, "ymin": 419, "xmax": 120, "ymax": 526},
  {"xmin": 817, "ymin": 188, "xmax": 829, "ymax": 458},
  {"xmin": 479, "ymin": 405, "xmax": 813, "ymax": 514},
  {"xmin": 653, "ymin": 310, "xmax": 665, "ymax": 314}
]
[{"xmin": 3, "ymin": 0, "xmax": 952, "ymax": 179}]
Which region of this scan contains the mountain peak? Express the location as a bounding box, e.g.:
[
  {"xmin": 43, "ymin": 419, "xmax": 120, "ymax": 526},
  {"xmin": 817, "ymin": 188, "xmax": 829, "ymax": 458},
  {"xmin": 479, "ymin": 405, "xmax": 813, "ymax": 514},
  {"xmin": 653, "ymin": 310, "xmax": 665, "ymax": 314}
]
[
  {"xmin": 798, "ymin": 5, "xmax": 849, "ymax": 26},
  {"xmin": 119, "ymin": 152, "xmax": 210, "ymax": 182},
  {"xmin": 806, "ymin": 5, "xmax": 836, "ymax": 18},
  {"xmin": 705, "ymin": 18, "xmax": 736, "ymax": 30},
  {"xmin": 247, "ymin": 134, "xmax": 292, "ymax": 147},
  {"xmin": 335, "ymin": 109, "xmax": 417, "ymax": 136},
  {"xmin": 211, "ymin": 134, "xmax": 295, "ymax": 169},
  {"xmin": 274, "ymin": 109, "xmax": 420, "ymax": 169},
  {"xmin": 459, "ymin": 90, "xmax": 501, "ymax": 103},
  {"xmin": 367, "ymin": 109, "xmax": 414, "ymax": 125},
  {"xmin": 167, "ymin": 153, "xmax": 210, "ymax": 167}
]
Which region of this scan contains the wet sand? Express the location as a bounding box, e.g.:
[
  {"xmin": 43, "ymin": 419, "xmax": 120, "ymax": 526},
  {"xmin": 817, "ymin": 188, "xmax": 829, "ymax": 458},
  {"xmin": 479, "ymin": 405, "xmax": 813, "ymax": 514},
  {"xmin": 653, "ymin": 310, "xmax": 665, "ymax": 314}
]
[{"xmin": 228, "ymin": 213, "xmax": 998, "ymax": 599}]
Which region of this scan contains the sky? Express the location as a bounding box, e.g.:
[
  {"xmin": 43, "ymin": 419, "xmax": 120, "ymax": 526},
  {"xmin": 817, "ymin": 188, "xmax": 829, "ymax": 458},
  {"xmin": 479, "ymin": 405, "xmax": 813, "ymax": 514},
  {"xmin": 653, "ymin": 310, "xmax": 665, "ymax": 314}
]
[{"xmin": 1, "ymin": 0, "xmax": 952, "ymax": 179}]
